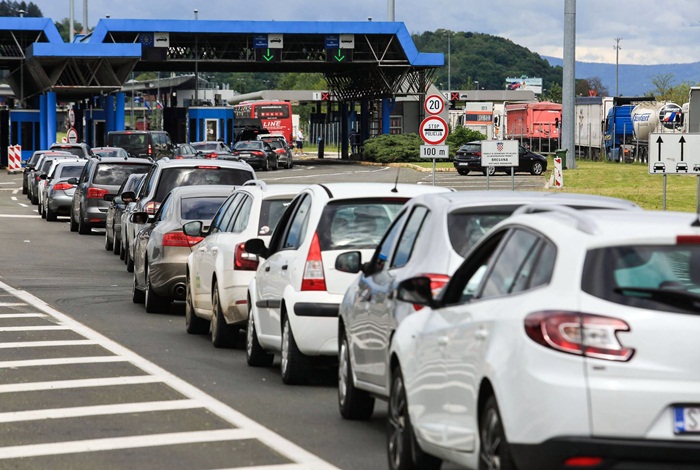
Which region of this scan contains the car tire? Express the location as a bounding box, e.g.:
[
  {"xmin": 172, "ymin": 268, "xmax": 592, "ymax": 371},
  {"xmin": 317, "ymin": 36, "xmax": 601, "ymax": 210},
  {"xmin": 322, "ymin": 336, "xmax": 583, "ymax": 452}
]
[
  {"xmin": 78, "ymin": 211, "xmax": 91, "ymax": 235},
  {"xmin": 338, "ymin": 331, "xmax": 375, "ymax": 420},
  {"xmin": 280, "ymin": 315, "xmax": 311, "ymax": 385},
  {"xmin": 113, "ymin": 235, "xmax": 121, "ymax": 255},
  {"xmin": 211, "ymin": 281, "xmax": 237, "ymax": 348},
  {"xmin": 126, "ymin": 248, "xmax": 135, "ymax": 273},
  {"xmin": 262, "ymin": 157, "xmax": 269, "ymax": 172},
  {"xmin": 132, "ymin": 275, "xmax": 145, "ymax": 304},
  {"xmin": 145, "ymin": 268, "xmax": 169, "ymax": 314},
  {"xmin": 457, "ymin": 169, "xmax": 470, "ymax": 176},
  {"xmin": 45, "ymin": 205, "xmax": 57, "ymax": 222},
  {"xmin": 185, "ymin": 278, "xmax": 210, "ymax": 334},
  {"xmin": 22, "ymin": 184, "xmax": 27, "ymax": 195},
  {"xmin": 120, "ymin": 238, "xmax": 127, "ymax": 260},
  {"xmin": 530, "ymin": 161, "xmax": 544, "ymax": 175},
  {"xmin": 104, "ymin": 232, "xmax": 113, "ymax": 251},
  {"xmin": 40, "ymin": 203, "xmax": 46, "ymax": 219},
  {"xmin": 482, "ymin": 166, "xmax": 496, "ymax": 177},
  {"xmin": 246, "ymin": 304, "xmax": 274, "ymax": 367},
  {"xmin": 69, "ymin": 209, "xmax": 79, "ymax": 232},
  {"xmin": 387, "ymin": 366, "xmax": 442, "ymax": 470},
  {"xmin": 30, "ymin": 193, "xmax": 38, "ymax": 205},
  {"xmin": 479, "ymin": 395, "xmax": 516, "ymax": 470}
]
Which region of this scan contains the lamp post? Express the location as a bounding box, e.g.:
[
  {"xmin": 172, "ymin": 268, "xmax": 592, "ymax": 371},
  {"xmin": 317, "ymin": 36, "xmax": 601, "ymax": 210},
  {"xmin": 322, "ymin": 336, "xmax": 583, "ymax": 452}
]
[
  {"xmin": 475, "ymin": 80, "xmax": 479, "ymax": 91},
  {"xmin": 194, "ymin": 9, "xmax": 199, "ymax": 104},
  {"xmin": 614, "ymin": 37, "xmax": 622, "ymax": 96}
]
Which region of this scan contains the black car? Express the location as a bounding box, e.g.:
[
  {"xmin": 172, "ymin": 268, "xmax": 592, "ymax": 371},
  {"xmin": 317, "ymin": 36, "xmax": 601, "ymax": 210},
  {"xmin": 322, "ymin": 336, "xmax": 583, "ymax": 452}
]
[
  {"xmin": 453, "ymin": 140, "xmax": 548, "ymax": 176},
  {"xmin": 107, "ymin": 130, "xmax": 174, "ymax": 159},
  {"xmin": 232, "ymin": 140, "xmax": 278, "ymax": 171}
]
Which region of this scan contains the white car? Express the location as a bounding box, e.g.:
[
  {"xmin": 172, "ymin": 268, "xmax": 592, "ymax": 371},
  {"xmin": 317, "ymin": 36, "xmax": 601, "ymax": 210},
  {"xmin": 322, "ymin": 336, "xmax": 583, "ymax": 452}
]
[
  {"xmin": 38, "ymin": 158, "xmax": 86, "ymax": 219},
  {"xmin": 338, "ymin": 191, "xmax": 641, "ymax": 419},
  {"xmin": 388, "ymin": 207, "xmax": 700, "ymax": 470},
  {"xmin": 244, "ymin": 183, "xmax": 453, "ymax": 384},
  {"xmin": 184, "ymin": 181, "xmax": 307, "ymax": 348}
]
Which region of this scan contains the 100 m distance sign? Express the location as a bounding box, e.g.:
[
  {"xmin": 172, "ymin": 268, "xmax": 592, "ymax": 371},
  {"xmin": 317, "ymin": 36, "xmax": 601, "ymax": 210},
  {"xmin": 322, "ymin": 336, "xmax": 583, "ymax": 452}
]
[{"xmin": 419, "ymin": 116, "xmax": 449, "ymax": 145}]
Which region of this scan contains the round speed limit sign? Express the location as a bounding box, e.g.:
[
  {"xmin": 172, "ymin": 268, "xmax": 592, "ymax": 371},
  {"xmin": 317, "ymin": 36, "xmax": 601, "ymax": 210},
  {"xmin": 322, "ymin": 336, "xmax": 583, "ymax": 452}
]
[{"xmin": 424, "ymin": 94, "xmax": 445, "ymax": 115}]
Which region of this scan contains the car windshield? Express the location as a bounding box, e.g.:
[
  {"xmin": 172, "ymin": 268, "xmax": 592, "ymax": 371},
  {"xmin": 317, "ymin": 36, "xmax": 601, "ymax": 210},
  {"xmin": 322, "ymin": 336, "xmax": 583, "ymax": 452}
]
[
  {"xmin": 192, "ymin": 142, "xmax": 219, "ymax": 151},
  {"xmin": 235, "ymin": 142, "xmax": 263, "ymax": 150},
  {"xmin": 447, "ymin": 208, "xmax": 518, "ymax": 256},
  {"xmin": 154, "ymin": 167, "xmax": 254, "ymax": 202},
  {"xmin": 94, "ymin": 148, "xmax": 128, "ymax": 158},
  {"xmin": 93, "ymin": 163, "xmax": 153, "ymax": 186},
  {"xmin": 180, "ymin": 196, "xmax": 227, "ymax": 220},
  {"xmin": 51, "ymin": 147, "xmax": 85, "ymax": 157},
  {"xmin": 317, "ymin": 198, "xmax": 407, "ymax": 250},
  {"xmin": 257, "ymin": 198, "xmax": 293, "ymax": 236},
  {"xmin": 583, "ymin": 244, "xmax": 700, "ymax": 314},
  {"xmin": 56, "ymin": 164, "xmax": 85, "ymax": 179}
]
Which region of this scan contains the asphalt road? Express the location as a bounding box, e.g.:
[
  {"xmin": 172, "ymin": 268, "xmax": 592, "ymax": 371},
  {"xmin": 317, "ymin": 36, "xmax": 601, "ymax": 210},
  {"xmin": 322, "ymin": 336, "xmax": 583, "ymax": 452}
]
[{"xmin": 0, "ymin": 163, "xmax": 545, "ymax": 469}]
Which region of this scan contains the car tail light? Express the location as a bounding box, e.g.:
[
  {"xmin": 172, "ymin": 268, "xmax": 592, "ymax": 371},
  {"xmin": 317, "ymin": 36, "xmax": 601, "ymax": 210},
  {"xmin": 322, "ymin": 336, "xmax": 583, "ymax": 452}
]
[
  {"xmin": 234, "ymin": 242, "xmax": 259, "ymax": 271},
  {"xmin": 162, "ymin": 231, "xmax": 203, "ymax": 247},
  {"xmin": 195, "ymin": 166, "xmax": 219, "ymax": 169},
  {"xmin": 677, "ymin": 235, "xmax": 700, "ymax": 244},
  {"xmin": 564, "ymin": 456, "xmax": 603, "ymax": 467},
  {"xmin": 205, "ymin": 152, "xmax": 218, "ymax": 159},
  {"xmin": 275, "ymin": 149, "xmax": 285, "ymax": 155},
  {"xmin": 35, "ymin": 175, "xmax": 42, "ymax": 181},
  {"xmin": 475, "ymin": 151, "xmax": 481, "ymax": 156},
  {"xmin": 53, "ymin": 183, "xmax": 74, "ymax": 191},
  {"xmin": 148, "ymin": 144, "xmax": 152, "ymax": 156},
  {"xmin": 252, "ymin": 151, "xmax": 264, "ymax": 156},
  {"xmin": 411, "ymin": 273, "xmax": 451, "ymax": 311},
  {"xmin": 301, "ymin": 231, "xmax": 326, "ymax": 291},
  {"xmin": 144, "ymin": 201, "xmax": 161, "ymax": 215},
  {"xmin": 87, "ymin": 187, "xmax": 109, "ymax": 199},
  {"xmin": 524, "ymin": 311, "xmax": 634, "ymax": 362}
]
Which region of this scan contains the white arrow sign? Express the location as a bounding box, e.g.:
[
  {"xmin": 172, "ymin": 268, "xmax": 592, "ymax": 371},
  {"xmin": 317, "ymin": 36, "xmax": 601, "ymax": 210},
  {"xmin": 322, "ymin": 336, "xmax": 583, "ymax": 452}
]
[{"xmin": 648, "ymin": 133, "xmax": 700, "ymax": 174}]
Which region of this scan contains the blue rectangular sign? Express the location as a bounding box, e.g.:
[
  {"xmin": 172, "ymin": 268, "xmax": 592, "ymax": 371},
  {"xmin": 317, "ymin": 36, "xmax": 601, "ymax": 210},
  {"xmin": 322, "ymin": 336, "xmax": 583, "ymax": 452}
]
[
  {"xmin": 253, "ymin": 34, "xmax": 268, "ymax": 49},
  {"xmin": 325, "ymin": 35, "xmax": 339, "ymax": 49}
]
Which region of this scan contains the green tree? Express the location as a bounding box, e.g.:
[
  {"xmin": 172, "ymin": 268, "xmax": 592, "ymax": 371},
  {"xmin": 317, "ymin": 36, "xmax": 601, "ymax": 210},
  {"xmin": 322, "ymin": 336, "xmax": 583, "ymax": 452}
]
[
  {"xmin": 54, "ymin": 18, "xmax": 85, "ymax": 42},
  {"xmin": 0, "ymin": 1, "xmax": 42, "ymax": 16},
  {"xmin": 650, "ymin": 73, "xmax": 676, "ymax": 100},
  {"xmin": 576, "ymin": 76, "xmax": 608, "ymax": 97}
]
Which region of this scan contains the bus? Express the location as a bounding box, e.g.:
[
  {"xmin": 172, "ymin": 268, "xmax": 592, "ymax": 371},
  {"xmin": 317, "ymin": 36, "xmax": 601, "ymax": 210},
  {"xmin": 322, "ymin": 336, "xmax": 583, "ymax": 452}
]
[{"xmin": 232, "ymin": 101, "xmax": 293, "ymax": 144}]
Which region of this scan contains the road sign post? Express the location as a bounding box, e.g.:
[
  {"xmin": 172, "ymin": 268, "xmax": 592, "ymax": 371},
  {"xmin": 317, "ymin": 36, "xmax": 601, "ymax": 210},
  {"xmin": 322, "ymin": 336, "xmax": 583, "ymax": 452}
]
[
  {"xmin": 419, "ymin": 116, "xmax": 449, "ymax": 185},
  {"xmin": 481, "ymin": 140, "xmax": 518, "ymax": 190},
  {"xmin": 648, "ymin": 132, "xmax": 700, "ymax": 210}
]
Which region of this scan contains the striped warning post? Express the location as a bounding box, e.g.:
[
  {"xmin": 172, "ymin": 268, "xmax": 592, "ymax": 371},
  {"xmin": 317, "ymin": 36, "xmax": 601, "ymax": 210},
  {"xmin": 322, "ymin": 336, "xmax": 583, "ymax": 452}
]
[{"xmin": 6, "ymin": 145, "xmax": 22, "ymax": 174}]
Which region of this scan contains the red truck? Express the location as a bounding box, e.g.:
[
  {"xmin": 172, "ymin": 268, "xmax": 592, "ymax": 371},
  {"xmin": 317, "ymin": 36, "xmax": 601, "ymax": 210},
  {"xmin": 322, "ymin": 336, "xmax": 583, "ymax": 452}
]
[{"xmin": 505, "ymin": 101, "xmax": 562, "ymax": 152}]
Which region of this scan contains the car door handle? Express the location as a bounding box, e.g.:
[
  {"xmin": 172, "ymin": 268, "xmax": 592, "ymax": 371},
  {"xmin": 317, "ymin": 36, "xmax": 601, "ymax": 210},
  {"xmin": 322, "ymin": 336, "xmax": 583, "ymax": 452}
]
[
  {"xmin": 265, "ymin": 266, "xmax": 271, "ymax": 272},
  {"xmin": 438, "ymin": 336, "xmax": 449, "ymax": 347},
  {"xmin": 281, "ymin": 265, "xmax": 288, "ymax": 270},
  {"xmin": 475, "ymin": 329, "xmax": 488, "ymax": 340},
  {"xmin": 197, "ymin": 246, "xmax": 206, "ymax": 252},
  {"xmin": 211, "ymin": 247, "xmax": 218, "ymax": 254}
]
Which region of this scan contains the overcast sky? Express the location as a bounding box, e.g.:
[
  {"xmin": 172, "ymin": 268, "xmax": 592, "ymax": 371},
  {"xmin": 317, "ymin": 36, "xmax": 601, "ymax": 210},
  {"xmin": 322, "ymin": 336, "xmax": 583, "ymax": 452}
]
[{"xmin": 35, "ymin": 0, "xmax": 700, "ymax": 65}]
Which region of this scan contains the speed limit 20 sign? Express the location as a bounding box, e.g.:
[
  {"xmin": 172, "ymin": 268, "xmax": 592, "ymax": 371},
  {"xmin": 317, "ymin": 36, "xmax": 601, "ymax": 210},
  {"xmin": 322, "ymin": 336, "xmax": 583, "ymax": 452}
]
[{"xmin": 424, "ymin": 94, "xmax": 445, "ymax": 115}]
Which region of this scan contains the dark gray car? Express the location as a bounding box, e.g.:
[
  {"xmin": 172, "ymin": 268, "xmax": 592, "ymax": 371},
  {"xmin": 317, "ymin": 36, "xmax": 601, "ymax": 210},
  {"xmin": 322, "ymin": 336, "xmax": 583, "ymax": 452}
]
[{"xmin": 104, "ymin": 172, "xmax": 146, "ymax": 254}]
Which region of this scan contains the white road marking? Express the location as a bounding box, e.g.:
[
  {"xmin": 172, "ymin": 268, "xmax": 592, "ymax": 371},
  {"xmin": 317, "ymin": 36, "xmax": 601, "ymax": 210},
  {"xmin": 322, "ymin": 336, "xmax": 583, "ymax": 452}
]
[
  {"xmin": 0, "ymin": 182, "xmax": 16, "ymax": 185},
  {"xmin": 0, "ymin": 399, "xmax": 202, "ymax": 423},
  {"xmin": 0, "ymin": 356, "xmax": 128, "ymax": 369},
  {"xmin": 0, "ymin": 325, "xmax": 69, "ymax": 332},
  {"xmin": 0, "ymin": 313, "xmax": 43, "ymax": 318},
  {"xmin": 0, "ymin": 280, "xmax": 340, "ymax": 469},
  {"xmin": 0, "ymin": 375, "xmax": 162, "ymax": 394},
  {"xmin": 0, "ymin": 340, "xmax": 97, "ymax": 349},
  {"xmin": 0, "ymin": 213, "xmax": 36, "ymax": 217},
  {"xmin": 221, "ymin": 466, "xmax": 311, "ymax": 470},
  {"xmin": 0, "ymin": 429, "xmax": 256, "ymax": 460},
  {"xmin": 11, "ymin": 196, "xmax": 17, "ymax": 201},
  {"xmin": 0, "ymin": 303, "xmax": 28, "ymax": 307}
]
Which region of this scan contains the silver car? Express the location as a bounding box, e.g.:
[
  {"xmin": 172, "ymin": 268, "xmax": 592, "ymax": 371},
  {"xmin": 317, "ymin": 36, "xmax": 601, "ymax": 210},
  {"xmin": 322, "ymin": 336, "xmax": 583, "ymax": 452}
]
[
  {"xmin": 337, "ymin": 191, "xmax": 642, "ymax": 420},
  {"xmin": 42, "ymin": 160, "xmax": 87, "ymax": 221},
  {"xmin": 131, "ymin": 185, "xmax": 232, "ymax": 313}
]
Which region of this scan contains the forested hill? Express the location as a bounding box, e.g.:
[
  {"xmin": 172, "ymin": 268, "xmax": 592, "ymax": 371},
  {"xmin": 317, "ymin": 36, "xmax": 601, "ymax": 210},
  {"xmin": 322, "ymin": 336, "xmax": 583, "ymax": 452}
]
[{"xmin": 411, "ymin": 31, "xmax": 563, "ymax": 92}]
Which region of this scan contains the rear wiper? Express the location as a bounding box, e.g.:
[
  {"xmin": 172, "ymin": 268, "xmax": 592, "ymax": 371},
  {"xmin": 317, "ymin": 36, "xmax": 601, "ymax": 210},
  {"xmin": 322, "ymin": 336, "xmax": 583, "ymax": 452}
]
[{"xmin": 614, "ymin": 287, "xmax": 700, "ymax": 311}]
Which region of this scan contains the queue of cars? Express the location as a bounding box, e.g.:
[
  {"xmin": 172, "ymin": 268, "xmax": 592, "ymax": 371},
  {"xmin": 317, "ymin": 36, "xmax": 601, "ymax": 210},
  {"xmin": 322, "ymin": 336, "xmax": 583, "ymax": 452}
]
[{"xmin": 30, "ymin": 136, "xmax": 700, "ymax": 470}]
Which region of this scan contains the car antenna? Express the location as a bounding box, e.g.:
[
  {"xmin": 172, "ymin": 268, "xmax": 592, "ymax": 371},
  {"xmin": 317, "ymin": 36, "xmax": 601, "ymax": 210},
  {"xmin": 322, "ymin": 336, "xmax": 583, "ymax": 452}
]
[{"xmin": 391, "ymin": 168, "xmax": 400, "ymax": 193}]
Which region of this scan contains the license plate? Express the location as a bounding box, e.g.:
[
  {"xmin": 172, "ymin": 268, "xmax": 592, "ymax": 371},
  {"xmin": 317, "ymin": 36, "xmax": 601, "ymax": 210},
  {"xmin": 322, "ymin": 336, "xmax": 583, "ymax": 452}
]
[
  {"xmin": 674, "ymin": 407, "xmax": 700, "ymax": 433},
  {"xmin": 459, "ymin": 163, "xmax": 469, "ymax": 166}
]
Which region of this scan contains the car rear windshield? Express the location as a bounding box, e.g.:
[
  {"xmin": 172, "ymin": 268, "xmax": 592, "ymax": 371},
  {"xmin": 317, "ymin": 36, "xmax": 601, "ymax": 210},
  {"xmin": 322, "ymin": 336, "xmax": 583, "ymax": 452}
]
[
  {"xmin": 447, "ymin": 207, "xmax": 518, "ymax": 256},
  {"xmin": 154, "ymin": 167, "xmax": 254, "ymax": 202},
  {"xmin": 458, "ymin": 144, "xmax": 481, "ymax": 153},
  {"xmin": 56, "ymin": 164, "xmax": 85, "ymax": 179},
  {"xmin": 93, "ymin": 163, "xmax": 153, "ymax": 186},
  {"xmin": 582, "ymin": 244, "xmax": 700, "ymax": 314},
  {"xmin": 181, "ymin": 196, "xmax": 227, "ymax": 220},
  {"xmin": 318, "ymin": 198, "xmax": 406, "ymax": 251},
  {"xmin": 235, "ymin": 142, "xmax": 263, "ymax": 150},
  {"xmin": 258, "ymin": 198, "xmax": 293, "ymax": 236},
  {"xmin": 51, "ymin": 146, "xmax": 85, "ymax": 157}
]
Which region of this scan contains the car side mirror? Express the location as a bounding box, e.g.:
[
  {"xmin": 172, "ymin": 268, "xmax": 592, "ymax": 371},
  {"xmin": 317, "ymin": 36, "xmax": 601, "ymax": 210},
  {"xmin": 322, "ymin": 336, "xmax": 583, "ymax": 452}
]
[
  {"xmin": 130, "ymin": 211, "xmax": 150, "ymax": 224},
  {"xmin": 396, "ymin": 276, "xmax": 435, "ymax": 308},
  {"xmin": 120, "ymin": 193, "xmax": 134, "ymax": 204},
  {"xmin": 183, "ymin": 220, "xmax": 203, "ymax": 237},
  {"xmin": 39, "ymin": 174, "xmax": 47, "ymax": 180},
  {"xmin": 67, "ymin": 177, "xmax": 78, "ymax": 185},
  {"xmin": 335, "ymin": 251, "xmax": 362, "ymax": 273},
  {"xmin": 245, "ymin": 238, "xmax": 269, "ymax": 259},
  {"xmin": 104, "ymin": 193, "xmax": 115, "ymax": 202},
  {"xmin": 121, "ymin": 191, "xmax": 136, "ymax": 202}
]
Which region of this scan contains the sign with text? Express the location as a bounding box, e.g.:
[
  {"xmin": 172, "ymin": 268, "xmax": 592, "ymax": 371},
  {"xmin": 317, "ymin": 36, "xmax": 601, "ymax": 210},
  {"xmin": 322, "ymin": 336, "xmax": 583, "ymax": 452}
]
[
  {"xmin": 424, "ymin": 94, "xmax": 445, "ymax": 115},
  {"xmin": 420, "ymin": 145, "xmax": 449, "ymax": 159},
  {"xmin": 419, "ymin": 116, "xmax": 449, "ymax": 145},
  {"xmin": 253, "ymin": 34, "xmax": 268, "ymax": 48},
  {"xmin": 481, "ymin": 140, "xmax": 518, "ymax": 166},
  {"xmin": 648, "ymin": 132, "xmax": 700, "ymax": 174}
]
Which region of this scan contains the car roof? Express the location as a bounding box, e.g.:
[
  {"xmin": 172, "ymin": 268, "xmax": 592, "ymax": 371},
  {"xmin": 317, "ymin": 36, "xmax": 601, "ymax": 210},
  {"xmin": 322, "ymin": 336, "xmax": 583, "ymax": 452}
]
[
  {"xmin": 91, "ymin": 155, "xmax": 153, "ymax": 164},
  {"xmin": 168, "ymin": 185, "xmax": 234, "ymax": 198},
  {"xmin": 304, "ymin": 182, "xmax": 453, "ymax": 201},
  {"xmin": 238, "ymin": 183, "xmax": 308, "ymax": 198},
  {"xmin": 154, "ymin": 158, "xmax": 254, "ymax": 170}
]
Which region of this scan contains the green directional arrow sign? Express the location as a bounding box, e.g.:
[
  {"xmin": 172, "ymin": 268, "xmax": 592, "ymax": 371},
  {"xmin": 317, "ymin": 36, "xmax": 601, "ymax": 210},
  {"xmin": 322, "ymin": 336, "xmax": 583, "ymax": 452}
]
[
  {"xmin": 334, "ymin": 50, "xmax": 345, "ymax": 62},
  {"xmin": 263, "ymin": 49, "xmax": 274, "ymax": 62}
]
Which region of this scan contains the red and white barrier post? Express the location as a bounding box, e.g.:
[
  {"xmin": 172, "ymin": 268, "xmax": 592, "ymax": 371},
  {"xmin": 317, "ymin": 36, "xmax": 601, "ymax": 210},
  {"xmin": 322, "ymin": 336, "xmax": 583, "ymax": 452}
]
[{"xmin": 6, "ymin": 145, "xmax": 22, "ymax": 174}]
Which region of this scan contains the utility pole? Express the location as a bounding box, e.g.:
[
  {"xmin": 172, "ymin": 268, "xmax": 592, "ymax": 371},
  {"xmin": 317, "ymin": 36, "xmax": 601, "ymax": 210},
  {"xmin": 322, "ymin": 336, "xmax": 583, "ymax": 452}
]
[
  {"xmin": 614, "ymin": 37, "xmax": 622, "ymax": 96},
  {"xmin": 69, "ymin": 0, "xmax": 75, "ymax": 42},
  {"xmin": 387, "ymin": 0, "xmax": 395, "ymax": 20},
  {"xmin": 562, "ymin": 0, "xmax": 576, "ymax": 169}
]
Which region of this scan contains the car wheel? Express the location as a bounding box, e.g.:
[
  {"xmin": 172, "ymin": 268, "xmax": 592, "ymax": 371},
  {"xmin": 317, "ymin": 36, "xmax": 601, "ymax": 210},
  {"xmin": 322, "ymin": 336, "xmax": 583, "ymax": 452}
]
[
  {"xmin": 144, "ymin": 268, "xmax": 169, "ymax": 314},
  {"xmin": 30, "ymin": 192, "xmax": 38, "ymax": 205},
  {"xmin": 22, "ymin": 183, "xmax": 27, "ymax": 195},
  {"xmin": 132, "ymin": 274, "xmax": 145, "ymax": 304},
  {"xmin": 78, "ymin": 211, "xmax": 91, "ymax": 235},
  {"xmin": 457, "ymin": 169, "xmax": 470, "ymax": 176},
  {"xmin": 69, "ymin": 209, "xmax": 78, "ymax": 232},
  {"xmin": 112, "ymin": 234, "xmax": 121, "ymax": 255},
  {"xmin": 479, "ymin": 395, "xmax": 516, "ymax": 470},
  {"xmin": 104, "ymin": 232, "xmax": 113, "ymax": 251},
  {"xmin": 40, "ymin": 203, "xmax": 46, "ymax": 219},
  {"xmin": 120, "ymin": 238, "xmax": 127, "ymax": 260},
  {"xmin": 262, "ymin": 157, "xmax": 270, "ymax": 172},
  {"xmin": 211, "ymin": 281, "xmax": 237, "ymax": 348},
  {"xmin": 338, "ymin": 331, "xmax": 375, "ymax": 420},
  {"xmin": 185, "ymin": 277, "xmax": 210, "ymax": 334},
  {"xmin": 530, "ymin": 161, "xmax": 544, "ymax": 175},
  {"xmin": 246, "ymin": 304, "xmax": 274, "ymax": 367},
  {"xmin": 482, "ymin": 166, "xmax": 496, "ymax": 176},
  {"xmin": 126, "ymin": 247, "xmax": 135, "ymax": 273},
  {"xmin": 387, "ymin": 366, "xmax": 442, "ymax": 470},
  {"xmin": 45, "ymin": 205, "xmax": 57, "ymax": 222},
  {"xmin": 280, "ymin": 315, "xmax": 311, "ymax": 385}
]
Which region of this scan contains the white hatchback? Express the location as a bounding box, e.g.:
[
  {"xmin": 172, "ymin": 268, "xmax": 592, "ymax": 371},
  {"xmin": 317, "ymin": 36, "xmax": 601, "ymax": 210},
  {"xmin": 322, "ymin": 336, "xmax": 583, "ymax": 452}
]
[
  {"xmin": 184, "ymin": 181, "xmax": 307, "ymax": 348},
  {"xmin": 244, "ymin": 183, "xmax": 452, "ymax": 385},
  {"xmin": 389, "ymin": 207, "xmax": 700, "ymax": 470}
]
